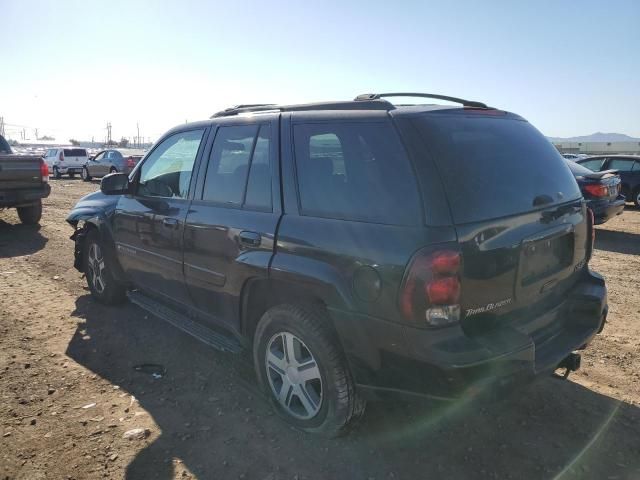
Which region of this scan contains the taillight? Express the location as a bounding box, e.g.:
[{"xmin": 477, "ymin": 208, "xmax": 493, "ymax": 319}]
[
  {"xmin": 583, "ymin": 184, "xmax": 608, "ymax": 197},
  {"xmin": 127, "ymin": 156, "xmax": 136, "ymax": 168},
  {"xmin": 400, "ymin": 248, "xmax": 461, "ymax": 327},
  {"xmin": 586, "ymin": 208, "xmax": 595, "ymax": 261},
  {"xmin": 59, "ymin": 151, "xmax": 64, "ymax": 162},
  {"xmin": 40, "ymin": 159, "xmax": 49, "ymax": 182}
]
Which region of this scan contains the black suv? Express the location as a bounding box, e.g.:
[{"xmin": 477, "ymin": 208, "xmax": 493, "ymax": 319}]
[{"xmin": 67, "ymin": 93, "xmax": 608, "ymax": 435}]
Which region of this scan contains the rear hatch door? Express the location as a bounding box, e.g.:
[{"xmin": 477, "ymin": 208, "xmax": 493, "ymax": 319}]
[
  {"xmin": 63, "ymin": 148, "xmax": 88, "ymax": 167},
  {"xmin": 400, "ymin": 109, "xmax": 587, "ymax": 333}
]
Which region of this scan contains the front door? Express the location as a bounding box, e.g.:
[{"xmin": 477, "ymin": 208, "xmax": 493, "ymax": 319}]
[
  {"xmin": 183, "ymin": 120, "xmax": 280, "ymax": 330},
  {"xmin": 113, "ymin": 128, "xmax": 208, "ymax": 306}
]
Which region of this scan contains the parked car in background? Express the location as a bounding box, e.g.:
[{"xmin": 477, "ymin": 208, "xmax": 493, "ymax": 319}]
[
  {"xmin": 576, "ymin": 155, "xmax": 640, "ymax": 207},
  {"xmin": 44, "ymin": 147, "xmax": 88, "ymax": 179},
  {"xmin": 565, "ymin": 160, "xmax": 625, "ymax": 224},
  {"xmin": 0, "ymin": 134, "xmax": 50, "ymax": 224},
  {"xmin": 82, "ymin": 149, "xmax": 144, "ymax": 181},
  {"xmin": 67, "ymin": 93, "xmax": 607, "ymax": 435},
  {"xmin": 562, "ymin": 153, "xmax": 588, "ymax": 161}
]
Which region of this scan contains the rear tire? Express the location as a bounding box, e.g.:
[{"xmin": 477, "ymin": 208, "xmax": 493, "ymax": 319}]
[
  {"xmin": 68, "ymin": 172, "xmax": 75, "ymax": 179},
  {"xmin": 82, "ymin": 167, "xmax": 92, "ymax": 181},
  {"xmin": 17, "ymin": 201, "xmax": 42, "ymax": 225},
  {"xmin": 633, "ymin": 188, "xmax": 640, "ymax": 208},
  {"xmin": 83, "ymin": 229, "xmax": 126, "ymax": 305},
  {"xmin": 253, "ymin": 304, "xmax": 365, "ymax": 436},
  {"xmin": 53, "ymin": 167, "xmax": 61, "ymax": 179}
]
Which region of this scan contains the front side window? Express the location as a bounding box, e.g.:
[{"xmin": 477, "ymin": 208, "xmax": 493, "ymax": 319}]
[
  {"xmin": 201, "ymin": 124, "xmax": 273, "ymax": 210},
  {"xmin": 293, "ymin": 122, "xmax": 421, "ymax": 225},
  {"xmin": 94, "ymin": 152, "xmax": 105, "ymax": 162},
  {"xmin": 138, "ymin": 129, "xmax": 205, "ymax": 198}
]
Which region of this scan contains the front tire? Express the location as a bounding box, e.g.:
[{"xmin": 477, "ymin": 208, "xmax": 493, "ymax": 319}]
[
  {"xmin": 17, "ymin": 201, "xmax": 42, "ymax": 225},
  {"xmin": 633, "ymin": 188, "xmax": 640, "ymax": 208},
  {"xmin": 53, "ymin": 167, "xmax": 62, "ymax": 179},
  {"xmin": 68, "ymin": 172, "xmax": 75, "ymax": 179},
  {"xmin": 82, "ymin": 167, "xmax": 92, "ymax": 181},
  {"xmin": 110, "ymin": 166, "xmax": 118, "ymax": 174},
  {"xmin": 83, "ymin": 229, "xmax": 126, "ymax": 305},
  {"xmin": 253, "ymin": 304, "xmax": 365, "ymax": 436}
]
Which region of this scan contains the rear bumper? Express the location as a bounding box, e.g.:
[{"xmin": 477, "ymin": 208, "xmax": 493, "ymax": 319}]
[
  {"xmin": 0, "ymin": 184, "xmax": 51, "ymax": 207},
  {"xmin": 57, "ymin": 166, "xmax": 84, "ymax": 174},
  {"xmin": 331, "ymin": 269, "xmax": 607, "ymax": 401},
  {"xmin": 588, "ymin": 196, "xmax": 625, "ymax": 224}
]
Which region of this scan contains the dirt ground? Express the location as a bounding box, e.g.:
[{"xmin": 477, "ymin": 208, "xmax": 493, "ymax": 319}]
[{"xmin": 1, "ymin": 179, "xmax": 639, "ymax": 480}]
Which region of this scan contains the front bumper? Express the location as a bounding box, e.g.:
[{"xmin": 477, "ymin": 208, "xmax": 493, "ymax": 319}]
[
  {"xmin": 331, "ymin": 269, "xmax": 607, "ymax": 401},
  {"xmin": 0, "ymin": 184, "xmax": 51, "ymax": 207},
  {"xmin": 588, "ymin": 196, "xmax": 625, "ymax": 225}
]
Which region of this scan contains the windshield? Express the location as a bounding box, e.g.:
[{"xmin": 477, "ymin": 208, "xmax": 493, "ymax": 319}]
[{"xmin": 410, "ymin": 112, "xmax": 582, "ymax": 224}]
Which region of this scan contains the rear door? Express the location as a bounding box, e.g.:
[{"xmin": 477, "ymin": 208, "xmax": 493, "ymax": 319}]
[
  {"xmin": 182, "ymin": 118, "xmax": 280, "ymax": 331},
  {"xmin": 399, "ymin": 110, "xmax": 587, "ymax": 332},
  {"xmin": 113, "ymin": 128, "xmax": 208, "ymax": 305}
]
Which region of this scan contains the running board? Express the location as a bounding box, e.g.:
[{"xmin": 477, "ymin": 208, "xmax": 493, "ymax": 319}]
[{"xmin": 127, "ymin": 291, "xmax": 243, "ymax": 354}]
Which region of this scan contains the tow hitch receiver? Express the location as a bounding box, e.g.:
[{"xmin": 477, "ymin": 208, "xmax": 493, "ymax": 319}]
[{"xmin": 554, "ymin": 352, "xmax": 581, "ymax": 379}]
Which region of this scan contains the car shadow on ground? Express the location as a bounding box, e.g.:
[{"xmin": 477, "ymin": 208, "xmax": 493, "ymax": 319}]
[
  {"xmin": 595, "ymin": 229, "xmax": 640, "ymax": 255},
  {"xmin": 0, "ymin": 220, "xmax": 47, "ymax": 258},
  {"xmin": 66, "ymin": 295, "xmax": 640, "ymax": 480}
]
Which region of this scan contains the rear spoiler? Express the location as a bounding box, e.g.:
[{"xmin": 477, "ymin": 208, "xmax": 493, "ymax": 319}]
[{"xmin": 582, "ymin": 169, "xmax": 619, "ymax": 180}]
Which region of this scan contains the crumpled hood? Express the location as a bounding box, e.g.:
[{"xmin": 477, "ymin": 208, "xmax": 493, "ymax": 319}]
[{"xmin": 66, "ymin": 190, "xmax": 119, "ymax": 226}]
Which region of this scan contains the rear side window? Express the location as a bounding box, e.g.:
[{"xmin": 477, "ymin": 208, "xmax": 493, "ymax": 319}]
[
  {"xmin": 64, "ymin": 148, "xmax": 87, "ymax": 156},
  {"xmin": 293, "ymin": 122, "xmax": 421, "ymax": 225},
  {"xmin": 202, "ymin": 124, "xmax": 273, "ymax": 211},
  {"xmin": 608, "ymin": 158, "xmax": 635, "ymax": 171},
  {"xmin": 409, "ymin": 113, "xmax": 581, "ymax": 224}
]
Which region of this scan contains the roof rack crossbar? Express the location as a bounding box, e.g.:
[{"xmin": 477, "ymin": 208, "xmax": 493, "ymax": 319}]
[{"xmin": 355, "ymin": 92, "xmax": 488, "ymax": 109}]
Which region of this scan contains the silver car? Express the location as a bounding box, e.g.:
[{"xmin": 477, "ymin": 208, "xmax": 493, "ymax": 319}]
[{"xmin": 82, "ymin": 149, "xmax": 144, "ymax": 181}]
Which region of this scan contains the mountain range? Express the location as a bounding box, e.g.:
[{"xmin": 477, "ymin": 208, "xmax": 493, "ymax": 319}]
[{"xmin": 547, "ymin": 132, "xmax": 640, "ymax": 143}]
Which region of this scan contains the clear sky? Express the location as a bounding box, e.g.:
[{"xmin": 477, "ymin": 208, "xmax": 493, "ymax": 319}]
[{"xmin": 1, "ymin": 0, "xmax": 639, "ymax": 143}]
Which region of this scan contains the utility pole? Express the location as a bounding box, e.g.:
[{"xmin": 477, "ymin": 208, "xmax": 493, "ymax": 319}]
[
  {"xmin": 0, "ymin": 117, "xmax": 4, "ymax": 137},
  {"xmin": 136, "ymin": 122, "xmax": 140, "ymax": 148},
  {"xmin": 34, "ymin": 128, "xmax": 38, "ymax": 140},
  {"xmin": 106, "ymin": 122, "xmax": 112, "ymax": 145}
]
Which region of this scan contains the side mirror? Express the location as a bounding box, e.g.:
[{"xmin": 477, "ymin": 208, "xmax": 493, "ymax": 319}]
[{"xmin": 101, "ymin": 172, "xmax": 130, "ymax": 195}]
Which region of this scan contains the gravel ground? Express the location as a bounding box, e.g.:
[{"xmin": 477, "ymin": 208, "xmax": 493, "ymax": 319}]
[{"xmin": 0, "ymin": 179, "xmax": 639, "ymax": 480}]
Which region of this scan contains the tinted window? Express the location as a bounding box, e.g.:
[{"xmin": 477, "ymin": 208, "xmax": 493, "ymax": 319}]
[
  {"xmin": 0, "ymin": 136, "xmax": 11, "ymax": 154},
  {"xmin": 64, "ymin": 148, "xmax": 87, "ymax": 156},
  {"xmin": 565, "ymin": 159, "xmax": 595, "ymax": 176},
  {"xmin": 138, "ymin": 129, "xmax": 204, "ymax": 198},
  {"xmin": 244, "ymin": 125, "xmax": 272, "ymax": 210},
  {"xmin": 409, "ymin": 113, "xmax": 581, "ymax": 224},
  {"xmin": 202, "ymin": 125, "xmax": 258, "ymax": 205},
  {"xmin": 293, "ymin": 122, "xmax": 421, "ymax": 225},
  {"xmin": 93, "ymin": 152, "xmax": 105, "ymax": 161},
  {"xmin": 608, "ymin": 158, "xmax": 635, "ymax": 171},
  {"xmin": 579, "ymin": 158, "xmax": 605, "ymax": 171}
]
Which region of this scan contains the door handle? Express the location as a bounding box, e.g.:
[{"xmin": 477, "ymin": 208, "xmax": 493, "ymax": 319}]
[
  {"xmin": 162, "ymin": 217, "xmax": 179, "ymax": 228},
  {"xmin": 239, "ymin": 231, "xmax": 261, "ymax": 247}
]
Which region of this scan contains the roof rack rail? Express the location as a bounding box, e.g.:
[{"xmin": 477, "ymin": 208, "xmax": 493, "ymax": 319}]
[
  {"xmin": 355, "ymin": 92, "xmax": 489, "ymax": 109},
  {"xmin": 211, "ymin": 99, "xmax": 394, "ymax": 118},
  {"xmin": 211, "ymin": 104, "xmax": 279, "ymax": 118}
]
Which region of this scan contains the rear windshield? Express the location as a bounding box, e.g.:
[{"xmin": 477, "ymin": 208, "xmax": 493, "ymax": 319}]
[
  {"xmin": 565, "ymin": 159, "xmax": 595, "ymax": 176},
  {"xmin": 409, "ymin": 113, "xmax": 581, "ymax": 224},
  {"xmin": 63, "ymin": 148, "xmax": 87, "ymax": 157}
]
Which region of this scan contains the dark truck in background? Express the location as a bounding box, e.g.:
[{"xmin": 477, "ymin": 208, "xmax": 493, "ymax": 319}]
[{"xmin": 0, "ymin": 135, "xmax": 50, "ymax": 224}]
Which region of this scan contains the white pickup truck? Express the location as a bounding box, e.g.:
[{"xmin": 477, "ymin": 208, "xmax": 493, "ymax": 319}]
[{"xmin": 44, "ymin": 147, "xmax": 88, "ymax": 179}]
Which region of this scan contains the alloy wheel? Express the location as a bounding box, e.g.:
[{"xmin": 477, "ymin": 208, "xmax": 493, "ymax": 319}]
[
  {"xmin": 265, "ymin": 331, "xmax": 323, "ymax": 420},
  {"xmin": 87, "ymin": 243, "xmax": 106, "ymax": 294}
]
